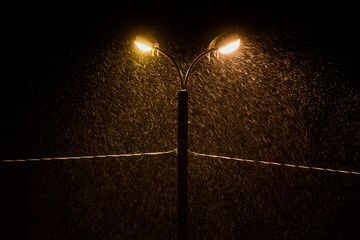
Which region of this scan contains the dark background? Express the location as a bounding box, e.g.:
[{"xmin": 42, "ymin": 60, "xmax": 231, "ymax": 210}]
[{"xmin": 1, "ymin": 2, "xmax": 360, "ymax": 239}]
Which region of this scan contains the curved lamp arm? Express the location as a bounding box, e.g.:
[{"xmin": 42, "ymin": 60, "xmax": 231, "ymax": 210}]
[
  {"xmin": 184, "ymin": 48, "xmax": 215, "ymax": 89},
  {"xmin": 154, "ymin": 47, "xmax": 184, "ymax": 89}
]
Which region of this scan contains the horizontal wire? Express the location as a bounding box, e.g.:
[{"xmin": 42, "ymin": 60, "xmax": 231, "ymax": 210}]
[
  {"xmin": 1, "ymin": 149, "xmax": 177, "ymax": 163},
  {"xmin": 3, "ymin": 149, "xmax": 359, "ymax": 176},
  {"xmin": 189, "ymin": 151, "xmax": 360, "ymax": 176}
]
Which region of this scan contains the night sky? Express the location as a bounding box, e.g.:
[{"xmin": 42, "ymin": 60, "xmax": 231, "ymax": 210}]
[{"xmin": 1, "ymin": 2, "xmax": 360, "ymax": 239}]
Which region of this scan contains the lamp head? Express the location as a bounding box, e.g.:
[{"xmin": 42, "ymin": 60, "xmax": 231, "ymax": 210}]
[
  {"xmin": 134, "ymin": 35, "xmax": 159, "ymax": 52},
  {"xmin": 209, "ymin": 33, "xmax": 240, "ymax": 54}
]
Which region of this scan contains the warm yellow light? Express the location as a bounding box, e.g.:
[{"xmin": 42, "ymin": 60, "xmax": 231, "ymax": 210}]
[
  {"xmin": 135, "ymin": 41, "xmax": 153, "ymax": 52},
  {"xmin": 218, "ymin": 39, "xmax": 240, "ymax": 54}
]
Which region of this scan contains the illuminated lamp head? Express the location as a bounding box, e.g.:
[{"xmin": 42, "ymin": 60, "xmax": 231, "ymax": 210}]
[
  {"xmin": 208, "ymin": 33, "xmax": 240, "ymax": 54},
  {"xmin": 134, "ymin": 35, "xmax": 159, "ymax": 52}
]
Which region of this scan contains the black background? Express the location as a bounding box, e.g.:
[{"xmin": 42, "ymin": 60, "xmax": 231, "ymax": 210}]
[{"xmin": 2, "ymin": 2, "xmax": 360, "ymax": 239}]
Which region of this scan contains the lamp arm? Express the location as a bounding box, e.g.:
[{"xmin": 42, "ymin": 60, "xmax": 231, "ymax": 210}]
[
  {"xmin": 154, "ymin": 47, "xmax": 184, "ymax": 89},
  {"xmin": 184, "ymin": 48, "xmax": 215, "ymax": 89}
]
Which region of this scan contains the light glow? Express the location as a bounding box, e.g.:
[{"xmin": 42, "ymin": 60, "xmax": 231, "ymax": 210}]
[
  {"xmin": 135, "ymin": 41, "xmax": 153, "ymax": 52},
  {"xmin": 218, "ymin": 39, "xmax": 240, "ymax": 54}
]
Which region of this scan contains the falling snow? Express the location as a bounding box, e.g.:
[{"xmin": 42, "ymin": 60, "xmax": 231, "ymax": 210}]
[{"xmin": 1, "ymin": 25, "xmax": 359, "ymax": 239}]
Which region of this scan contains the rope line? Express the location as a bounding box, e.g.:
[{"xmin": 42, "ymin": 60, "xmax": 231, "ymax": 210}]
[
  {"xmin": 189, "ymin": 151, "xmax": 360, "ymax": 176},
  {"xmin": 2, "ymin": 149, "xmax": 359, "ymax": 176},
  {"xmin": 1, "ymin": 149, "xmax": 177, "ymax": 163}
]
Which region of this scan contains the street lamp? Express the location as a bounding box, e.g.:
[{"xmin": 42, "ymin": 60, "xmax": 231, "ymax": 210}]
[{"xmin": 135, "ymin": 32, "xmax": 240, "ymax": 240}]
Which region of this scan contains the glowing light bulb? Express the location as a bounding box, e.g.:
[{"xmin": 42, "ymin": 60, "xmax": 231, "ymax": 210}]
[
  {"xmin": 134, "ymin": 35, "xmax": 159, "ymax": 53},
  {"xmin": 135, "ymin": 41, "xmax": 153, "ymax": 52},
  {"xmin": 208, "ymin": 33, "xmax": 240, "ymax": 56},
  {"xmin": 218, "ymin": 39, "xmax": 240, "ymax": 54}
]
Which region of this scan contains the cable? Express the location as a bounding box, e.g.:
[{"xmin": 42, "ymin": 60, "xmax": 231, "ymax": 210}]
[
  {"xmin": 1, "ymin": 149, "xmax": 177, "ymax": 163},
  {"xmin": 189, "ymin": 151, "xmax": 360, "ymax": 176},
  {"xmin": 3, "ymin": 149, "xmax": 359, "ymax": 176}
]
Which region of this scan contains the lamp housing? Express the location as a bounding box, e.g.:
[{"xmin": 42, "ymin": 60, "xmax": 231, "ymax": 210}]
[
  {"xmin": 208, "ymin": 33, "xmax": 240, "ymax": 53},
  {"xmin": 135, "ymin": 35, "xmax": 159, "ymax": 52}
]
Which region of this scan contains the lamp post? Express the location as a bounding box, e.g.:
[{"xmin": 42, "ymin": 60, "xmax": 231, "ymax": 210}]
[{"xmin": 135, "ymin": 32, "xmax": 240, "ymax": 240}]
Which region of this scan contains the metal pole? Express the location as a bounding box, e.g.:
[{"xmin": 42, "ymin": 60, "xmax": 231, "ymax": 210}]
[{"xmin": 177, "ymin": 89, "xmax": 188, "ymax": 240}]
